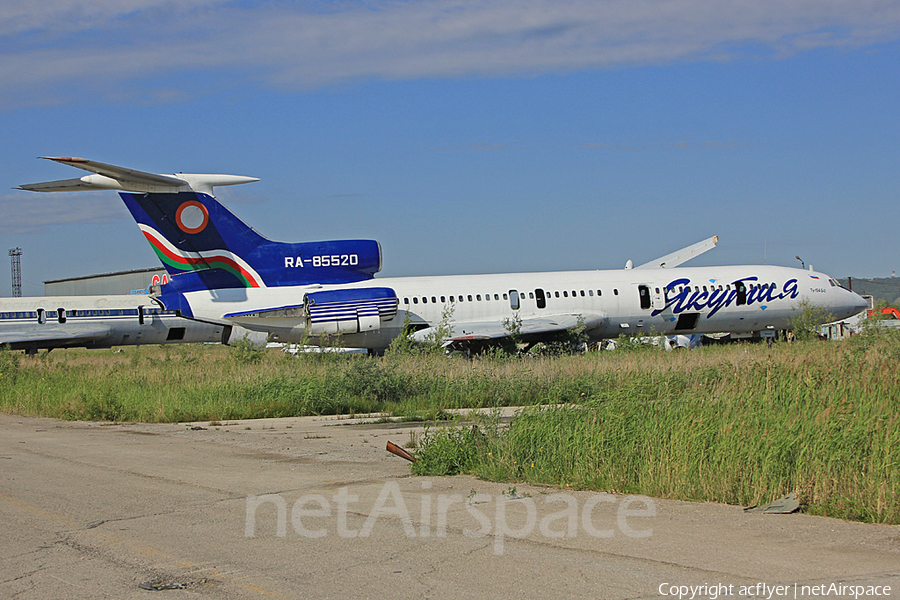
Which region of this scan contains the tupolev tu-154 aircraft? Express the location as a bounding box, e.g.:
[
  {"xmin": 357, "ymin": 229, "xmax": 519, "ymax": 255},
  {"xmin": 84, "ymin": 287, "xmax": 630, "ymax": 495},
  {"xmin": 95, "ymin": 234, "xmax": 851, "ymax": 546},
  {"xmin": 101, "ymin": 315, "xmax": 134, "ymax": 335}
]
[
  {"xmin": 19, "ymin": 157, "xmax": 868, "ymax": 352},
  {"xmin": 0, "ymin": 294, "xmax": 232, "ymax": 355}
]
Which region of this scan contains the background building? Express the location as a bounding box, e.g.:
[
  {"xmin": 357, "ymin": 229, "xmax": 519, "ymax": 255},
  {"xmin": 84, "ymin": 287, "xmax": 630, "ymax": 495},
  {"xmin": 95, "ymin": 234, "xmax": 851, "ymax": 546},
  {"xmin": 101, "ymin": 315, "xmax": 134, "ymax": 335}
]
[{"xmin": 44, "ymin": 267, "xmax": 167, "ymax": 296}]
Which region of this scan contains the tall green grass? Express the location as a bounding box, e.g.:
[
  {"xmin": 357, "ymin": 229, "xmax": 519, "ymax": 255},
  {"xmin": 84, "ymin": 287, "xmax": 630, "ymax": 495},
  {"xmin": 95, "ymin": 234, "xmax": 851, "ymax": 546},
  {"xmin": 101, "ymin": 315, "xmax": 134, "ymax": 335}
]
[
  {"xmin": 0, "ymin": 342, "xmax": 643, "ymax": 422},
  {"xmin": 413, "ymin": 331, "xmax": 900, "ymax": 524},
  {"xmin": 2, "ymin": 333, "xmax": 898, "ymax": 524}
]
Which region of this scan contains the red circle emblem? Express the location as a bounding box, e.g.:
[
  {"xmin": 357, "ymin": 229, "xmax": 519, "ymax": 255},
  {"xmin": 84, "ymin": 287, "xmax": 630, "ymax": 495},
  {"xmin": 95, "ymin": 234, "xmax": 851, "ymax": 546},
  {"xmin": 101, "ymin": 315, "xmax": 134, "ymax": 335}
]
[{"xmin": 175, "ymin": 201, "xmax": 209, "ymax": 234}]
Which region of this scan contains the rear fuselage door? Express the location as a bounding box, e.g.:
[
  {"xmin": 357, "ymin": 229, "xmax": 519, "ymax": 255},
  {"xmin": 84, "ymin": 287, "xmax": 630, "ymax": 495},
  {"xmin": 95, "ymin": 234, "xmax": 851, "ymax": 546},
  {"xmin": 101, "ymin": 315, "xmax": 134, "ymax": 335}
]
[
  {"xmin": 638, "ymin": 284, "xmax": 666, "ymax": 311},
  {"xmin": 509, "ymin": 289, "xmax": 520, "ymax": 310}
]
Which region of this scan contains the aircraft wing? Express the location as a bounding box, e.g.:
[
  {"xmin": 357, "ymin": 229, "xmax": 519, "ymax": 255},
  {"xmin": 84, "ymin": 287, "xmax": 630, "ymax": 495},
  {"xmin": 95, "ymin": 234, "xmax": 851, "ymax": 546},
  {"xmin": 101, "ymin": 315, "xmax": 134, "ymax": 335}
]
[
  {"xmin": 0, "ymin": 325, "xmax": 111, "ymax": 348},
  {"xmin": 411, "ymin": 313, "xmax": 604, "ymax": 346},
  {"xmin": 635, "ymin": 235, "xmax": 718, "ymax": 269}
]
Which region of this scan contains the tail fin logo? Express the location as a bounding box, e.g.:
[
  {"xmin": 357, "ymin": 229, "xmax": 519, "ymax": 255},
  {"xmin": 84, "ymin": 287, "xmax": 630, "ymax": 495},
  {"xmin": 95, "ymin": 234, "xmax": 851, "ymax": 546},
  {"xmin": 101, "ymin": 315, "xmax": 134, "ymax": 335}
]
[
  {"xmin": 139, "ymin": 224, "xmax": 264, "ymax": 288},
  {"xmin": 176, "ymin": 201, "xmax": 209, "ymax": 234}
]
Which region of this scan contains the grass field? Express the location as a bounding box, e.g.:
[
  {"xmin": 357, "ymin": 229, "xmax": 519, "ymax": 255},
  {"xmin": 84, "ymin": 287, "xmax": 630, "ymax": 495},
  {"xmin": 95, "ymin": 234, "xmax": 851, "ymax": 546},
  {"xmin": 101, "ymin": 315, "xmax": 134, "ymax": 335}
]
[{"xmin": 1, "ymin": 331, "xmax": 898, "ymax": 523}]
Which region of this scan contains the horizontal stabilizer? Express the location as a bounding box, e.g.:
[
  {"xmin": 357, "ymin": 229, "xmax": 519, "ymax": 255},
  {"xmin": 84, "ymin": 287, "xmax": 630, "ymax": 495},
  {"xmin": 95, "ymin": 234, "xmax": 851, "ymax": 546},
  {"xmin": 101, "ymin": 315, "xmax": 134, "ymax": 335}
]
[
  {"xmin": 42, "ymin": 156, "xmax": 188, "ymax": 187},
  {"xmin": 17, "ymin": 178, "xmax": 103, "ymax": 192},
  {"xmin": 18, "ymin": 156, "xmax": 259, "ymax": 195}
]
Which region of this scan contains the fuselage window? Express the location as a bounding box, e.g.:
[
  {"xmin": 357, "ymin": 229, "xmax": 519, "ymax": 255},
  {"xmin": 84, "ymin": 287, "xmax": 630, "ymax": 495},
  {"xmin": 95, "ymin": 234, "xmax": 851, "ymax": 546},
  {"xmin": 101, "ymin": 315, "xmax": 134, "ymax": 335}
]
[
  {"xmin": 413, "ymin": 297, "xmax": 419, "ymax": 304},
  {"xmin": 580, "ymin": 290, "xmax": 585, "ymax": 297},
  {"xmin": 502, "ymin": 293, "xmax": 508, "ymax": 300},
  {"xmin": 597, "ymin": 290, "xmax": 602, "ymax": 296},
  {"xmin": 467, "ymin": 295, "xmax": 473, "ymax": 301},
  {"xmin": 432, "ymin": 296, "xmax": 437, "ymax": 303},
  {"xmin": 589, "ymin": 290, "xmax": 594, "ymax": 296},
  {"xmin": 555, "ymin": 291, "xmax": 560, "ymax": 298},
  {"xmin": 494, "ymin": 294, "xmax": 500, "ymax": 300},
  {"xmin": 528, "ymin": 292, "xmax": 534, "ymax": 299},
  {"xmin": 476, "ymin": 295, "xmax": 482, "ymax": 301},
  {"xmin": 563, "ymin": 291, "xmax": 569, "ymax": 297},
  {"xmin": 614, "ymin": 289, "xmax": 619, "ymax": 296},
  {"xmin": 441, "ymin": 296, "xmax": 446, "ymax": 302}
]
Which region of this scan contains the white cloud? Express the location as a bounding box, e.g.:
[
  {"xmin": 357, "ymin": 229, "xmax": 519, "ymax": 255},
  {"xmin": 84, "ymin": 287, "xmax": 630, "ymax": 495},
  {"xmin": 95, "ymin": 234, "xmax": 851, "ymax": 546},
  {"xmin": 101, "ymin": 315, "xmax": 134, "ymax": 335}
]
[
  {"xmin": 0, "ymin": 192, "xmax": 130, "ymax": 234},
  {"xmin": 2, "ymin": 0, "xmax": 899, "ymax": 108},
  {"xmin": 0, "ymin": 1, "xmax": 225, "ymax": 36}
]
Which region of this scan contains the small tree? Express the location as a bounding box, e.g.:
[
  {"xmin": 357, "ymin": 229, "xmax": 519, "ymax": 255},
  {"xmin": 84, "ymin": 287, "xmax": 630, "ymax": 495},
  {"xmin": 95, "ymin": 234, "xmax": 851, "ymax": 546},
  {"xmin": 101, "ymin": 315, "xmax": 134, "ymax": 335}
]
[
  {"xmin": 420, "ymin": 302, "xmax": 456, "ymax": 354},
  {"xmin": 229, "ymin": 334, "xmax": 267, "ymax": 364},
  {"xmin": 789, "ymin": 299, "xmax": 833, "ymax": 342},
  {"xmin": 386, "ymin": 312, "xmax": 417, "ymax": 357}
]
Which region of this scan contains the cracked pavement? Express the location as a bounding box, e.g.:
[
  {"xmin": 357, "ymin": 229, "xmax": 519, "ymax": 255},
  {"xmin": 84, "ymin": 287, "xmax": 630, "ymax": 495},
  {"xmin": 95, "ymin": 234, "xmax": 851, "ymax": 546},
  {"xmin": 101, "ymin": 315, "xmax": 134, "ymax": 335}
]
[{"xmin": 1, "ymin": 412, "xmax": 898, "ymax": 599}]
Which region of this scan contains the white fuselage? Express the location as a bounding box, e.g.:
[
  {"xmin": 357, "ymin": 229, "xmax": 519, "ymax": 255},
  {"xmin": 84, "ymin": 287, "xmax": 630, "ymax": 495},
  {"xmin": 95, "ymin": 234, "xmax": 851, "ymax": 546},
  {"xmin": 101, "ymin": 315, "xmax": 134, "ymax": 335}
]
[
  {"xmin": 175, "ymin": 264, "xmax": 867, "ymax": 349},
  {"xmin": 0, "ymin": 295, "xmax": 229, "ymax": 353}
]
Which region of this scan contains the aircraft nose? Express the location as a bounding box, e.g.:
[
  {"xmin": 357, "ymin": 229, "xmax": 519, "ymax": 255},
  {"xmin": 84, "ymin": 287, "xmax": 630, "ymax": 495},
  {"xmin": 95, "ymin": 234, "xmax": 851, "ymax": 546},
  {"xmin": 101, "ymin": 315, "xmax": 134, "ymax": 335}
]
[{"xmin": 851, "ymin": 292, "xmax": 868, "ymax": 313}]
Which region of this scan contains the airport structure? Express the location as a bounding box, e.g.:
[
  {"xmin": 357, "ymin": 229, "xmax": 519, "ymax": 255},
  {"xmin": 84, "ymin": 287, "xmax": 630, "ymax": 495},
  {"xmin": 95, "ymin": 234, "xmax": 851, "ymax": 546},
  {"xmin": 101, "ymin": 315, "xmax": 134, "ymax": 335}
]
[
  {"xmin": 44, "ymin": 267, "xmax": 167, "ymax": 296},
  {"xmin": 9, "ymin": 248, "xmax": 22, "ymax": 298}
]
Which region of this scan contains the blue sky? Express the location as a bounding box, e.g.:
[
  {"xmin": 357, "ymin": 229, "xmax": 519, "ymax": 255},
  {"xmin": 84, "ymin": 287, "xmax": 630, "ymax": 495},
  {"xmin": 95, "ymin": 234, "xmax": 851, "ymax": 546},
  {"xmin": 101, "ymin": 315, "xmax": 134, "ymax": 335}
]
[{"xmin": 1, "ymin": 0, "xmax": 899, "ymax": 296}]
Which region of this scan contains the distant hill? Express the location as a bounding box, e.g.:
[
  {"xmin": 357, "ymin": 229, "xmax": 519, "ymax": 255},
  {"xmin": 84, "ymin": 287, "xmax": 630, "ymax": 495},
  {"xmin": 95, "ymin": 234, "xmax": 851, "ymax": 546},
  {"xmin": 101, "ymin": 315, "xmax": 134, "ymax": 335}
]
[{"xmin": 838, "ymin": 277, "xmax": 900, "ymax": 306}]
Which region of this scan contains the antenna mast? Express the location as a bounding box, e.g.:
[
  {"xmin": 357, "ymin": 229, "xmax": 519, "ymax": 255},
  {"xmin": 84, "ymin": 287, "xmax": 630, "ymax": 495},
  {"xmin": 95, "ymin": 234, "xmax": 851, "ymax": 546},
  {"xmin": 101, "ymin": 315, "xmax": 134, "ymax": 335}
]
[{"xmin": 8, "ymin": 247, "xmax": 22, "ymax": 297}]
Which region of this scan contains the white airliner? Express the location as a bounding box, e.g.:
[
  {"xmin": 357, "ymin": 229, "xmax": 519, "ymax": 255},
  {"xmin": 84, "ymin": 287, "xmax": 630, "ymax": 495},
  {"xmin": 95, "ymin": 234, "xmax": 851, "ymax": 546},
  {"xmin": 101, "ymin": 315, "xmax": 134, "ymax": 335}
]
[
  {"xmin": 0, "ymin": 294, "xmax": 232, "ymax": 355},
  {"xmin": 19, "ymin": 157, "xmax": 868, "ymax": 352}
]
